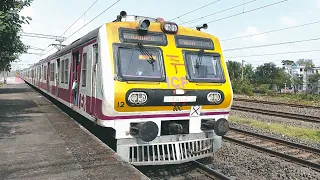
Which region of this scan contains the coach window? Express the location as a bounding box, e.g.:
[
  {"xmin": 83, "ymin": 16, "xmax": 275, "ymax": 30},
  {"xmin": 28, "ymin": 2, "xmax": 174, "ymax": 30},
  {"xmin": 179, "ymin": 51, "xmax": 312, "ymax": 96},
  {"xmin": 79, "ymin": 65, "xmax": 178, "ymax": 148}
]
[
  {"xmin": 184, "ymin": 51, "xmax": 225, "ymax": 83},
  {"xmin": 82, "ymin": 53, "xmax": 87, "ymax": 87},
  {"xmin": 116, "ymin": 46, "xmax": 165, "ymax": 81},
  {"xmin": 40, "ymin": 66, "xmax": 42, "ymax": 80},
  {"xmin": 43, "ymin": 66, "xmax": 46, "ymax": 80},
  {"xmin": 61, "ymin": 60, "xmax": 64, "ymax": 83},
  {"xmin": 64, "ymin": 59, "xmax": 69, "ymax": 84},
  {"xmin": 50, "ymin": 63, "xmax": 55, "ymax": 81}
]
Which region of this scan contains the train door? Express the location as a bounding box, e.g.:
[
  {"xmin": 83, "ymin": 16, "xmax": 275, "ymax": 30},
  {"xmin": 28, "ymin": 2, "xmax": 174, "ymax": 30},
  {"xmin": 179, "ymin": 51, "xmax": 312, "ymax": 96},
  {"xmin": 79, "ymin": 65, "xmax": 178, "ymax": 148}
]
[
  {"xmin": 80, "ymin": 47, "xmax": 89, "ymax": 112},
  {"xmin": 72, "ymin": 52, "xmax": 80, "ymax": 106},
  {"xmin": 47, "ymin": 62, "xmax": 50, "ymax": 91},
  {"xmin": 90, "ymin": 44, "xmax": 98, "ymax": 116},
  {"xmin": 56, "ymin": 59, "xmax": 60, "ymax": 97}
]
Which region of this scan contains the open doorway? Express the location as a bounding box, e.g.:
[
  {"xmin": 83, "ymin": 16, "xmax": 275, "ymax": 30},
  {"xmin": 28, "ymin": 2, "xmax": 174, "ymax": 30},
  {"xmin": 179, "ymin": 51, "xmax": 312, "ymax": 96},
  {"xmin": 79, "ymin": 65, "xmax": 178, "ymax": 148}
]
[{"xmin": 72, "ymin": 52, "xmax": 80, "ymax": 106}]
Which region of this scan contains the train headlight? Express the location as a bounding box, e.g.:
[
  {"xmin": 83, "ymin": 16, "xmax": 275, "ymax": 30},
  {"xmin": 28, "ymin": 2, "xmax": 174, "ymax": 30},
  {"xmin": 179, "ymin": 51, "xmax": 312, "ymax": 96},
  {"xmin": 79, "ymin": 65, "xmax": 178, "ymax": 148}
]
[
  {"xmin": 161, "ymin": 22, "xmax": 178, "ymax": 34},
  {"xmin": 128, "ymin": 92, "xmax": 148, "ymax": 105},
  {"xmin": 137, "ymin": 19, "xmax": 151, "ymax": 31},
  {"xmin": 214, "ymin": 118, "xmax": 229, "ymax": 136},
  {"xmin": 207, "ymin": 92, "xmax": 222, "ymax": 104}
]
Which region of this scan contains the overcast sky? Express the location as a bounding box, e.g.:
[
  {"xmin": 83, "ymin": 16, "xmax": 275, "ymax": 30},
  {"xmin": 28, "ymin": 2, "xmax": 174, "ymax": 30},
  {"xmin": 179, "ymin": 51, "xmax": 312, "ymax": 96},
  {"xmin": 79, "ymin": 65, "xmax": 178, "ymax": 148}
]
[{"xmin": 14, "ymin": 0, "xmax": 320, "ymax": 70}]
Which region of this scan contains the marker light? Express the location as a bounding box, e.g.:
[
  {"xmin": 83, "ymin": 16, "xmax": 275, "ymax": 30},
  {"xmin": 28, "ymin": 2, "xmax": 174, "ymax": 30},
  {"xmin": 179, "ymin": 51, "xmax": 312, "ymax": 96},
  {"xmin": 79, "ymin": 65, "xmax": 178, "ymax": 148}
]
[
  {"xmin": 128, "ymin": 92, "xmax": 148, "ymax": 105},
  {"xmin": 161, "ymin": 22, "xmax": 178, "ymax": 34},
  {"xmin": 156, "ymin": 17, "xmax": 165, "ymax": 22},
  {"xmin": 207, "ymin": 92, "xmax": 222, "ymax": 104}
]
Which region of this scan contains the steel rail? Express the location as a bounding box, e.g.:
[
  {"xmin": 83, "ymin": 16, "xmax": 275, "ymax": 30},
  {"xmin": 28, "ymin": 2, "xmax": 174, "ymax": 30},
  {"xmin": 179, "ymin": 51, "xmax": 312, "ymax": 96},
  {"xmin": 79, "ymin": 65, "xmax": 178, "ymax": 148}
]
[
  {"xmin": 233, "ymin": 98, "xmax": 320, "ymax": 110},
  {"xmin": 231, "ymin": 105, "xmax": 320, "ymax": 123},
  {"xmin": 224, "ymin": 128, "xmax": 320, "ymax": 171},
  {"xmin": 192, "ymin": 161, "xmax": 233, "ymax": 180}
]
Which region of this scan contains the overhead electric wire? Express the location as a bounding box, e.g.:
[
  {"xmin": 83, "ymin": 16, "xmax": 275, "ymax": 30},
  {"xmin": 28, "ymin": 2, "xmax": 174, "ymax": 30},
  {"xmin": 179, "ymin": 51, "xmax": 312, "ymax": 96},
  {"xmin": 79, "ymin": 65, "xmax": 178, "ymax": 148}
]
[
  {"xmin": 41, "ymin": 0, "xmax": 100, "ymax": 57},
  {"xmin": 66, "ymin": 0, "xmax": 121, "ymax": 40},
  {"xmin": 224, "ymin": 37, "xmax": 320, "ymax": 52},
  {"xmin": 225, "ymin": 49, "xmax": 320, "ymax": 58},
  {"xmin": 41, "ymin": 0, "xmax": 120, "ymax": 57},
  {"xmin": 190, "ymin": 0, "xmax": 290, "ymax": 28},
  {"xmin": 61, "ymin": 0, "xmax": 100, "ymax": 36},
  {"xmin": 168, "ymin": 0, "xmax": 221, "ymax": 22},
  {"xmin": 180, "ymin": 0, "xmax": 258, "ymax": 25},
  {"xmin": 221, "ymin": 20, "xmax": 320, "ymax": 42}
]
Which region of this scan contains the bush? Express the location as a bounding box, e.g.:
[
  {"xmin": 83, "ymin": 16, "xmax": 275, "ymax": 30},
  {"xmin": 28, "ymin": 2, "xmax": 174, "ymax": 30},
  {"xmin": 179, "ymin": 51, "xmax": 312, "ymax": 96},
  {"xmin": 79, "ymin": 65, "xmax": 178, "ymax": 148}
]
[
  {"xmin": 231, "ymin": 79, "xmax": 254, "ymax": 96},
  {"xmin": 254, "ymin": 84, "xmax": 269, "ymax": 94}
]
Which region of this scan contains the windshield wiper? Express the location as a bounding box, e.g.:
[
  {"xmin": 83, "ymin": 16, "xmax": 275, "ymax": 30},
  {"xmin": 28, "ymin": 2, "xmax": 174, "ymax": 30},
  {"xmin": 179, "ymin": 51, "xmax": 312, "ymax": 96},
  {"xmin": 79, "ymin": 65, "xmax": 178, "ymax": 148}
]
[
  {"xmin": 137, "ymin": 43, "xmax": 155, "ymax": 71},
  {"xmin": 195, "ymin": 49, "xmax": 204, "ymax": 74}
]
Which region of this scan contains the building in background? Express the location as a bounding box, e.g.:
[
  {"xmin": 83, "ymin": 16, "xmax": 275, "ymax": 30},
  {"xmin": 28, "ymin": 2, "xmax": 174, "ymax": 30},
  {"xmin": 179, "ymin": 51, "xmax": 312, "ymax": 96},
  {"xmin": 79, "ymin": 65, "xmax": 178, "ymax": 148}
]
[{"xmin": 283, "ymin": 62, "xmax": 320, "ymax": 94}]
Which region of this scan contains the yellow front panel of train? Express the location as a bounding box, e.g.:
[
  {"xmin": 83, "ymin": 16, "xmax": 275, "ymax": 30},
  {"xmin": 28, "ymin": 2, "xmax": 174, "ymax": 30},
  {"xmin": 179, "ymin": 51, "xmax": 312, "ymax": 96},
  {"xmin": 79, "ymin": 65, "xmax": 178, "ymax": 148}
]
[{"xmin": 106, "ymin": 21, "xmax": 233, "ymax": 112}]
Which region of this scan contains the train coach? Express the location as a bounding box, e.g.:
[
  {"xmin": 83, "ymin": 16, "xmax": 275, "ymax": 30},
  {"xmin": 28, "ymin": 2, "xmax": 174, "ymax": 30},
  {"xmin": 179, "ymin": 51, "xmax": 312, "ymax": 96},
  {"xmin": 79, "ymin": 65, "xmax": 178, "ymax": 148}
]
[{"xmin": 20, "ymin": 11, "xmax": 233, "ymax": 166}]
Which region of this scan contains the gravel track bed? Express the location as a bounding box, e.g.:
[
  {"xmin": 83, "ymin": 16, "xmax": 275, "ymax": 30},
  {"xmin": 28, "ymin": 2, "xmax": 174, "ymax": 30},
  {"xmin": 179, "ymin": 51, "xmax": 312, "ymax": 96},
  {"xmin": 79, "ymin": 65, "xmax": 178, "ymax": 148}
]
[
  {"xmin": 230, "ymin": 110, "xmax": 320, "ymax": 130},
  {"xmin": 233, "ymin": 101, "xmax": 320, "ymax": 117},
  {"xmin": 229, "ymin": 120, "xmax": 320, "ymax": 150},
  {"xmin": 210, "ymin": 141, "xmax": 320, "ymax": 180}
]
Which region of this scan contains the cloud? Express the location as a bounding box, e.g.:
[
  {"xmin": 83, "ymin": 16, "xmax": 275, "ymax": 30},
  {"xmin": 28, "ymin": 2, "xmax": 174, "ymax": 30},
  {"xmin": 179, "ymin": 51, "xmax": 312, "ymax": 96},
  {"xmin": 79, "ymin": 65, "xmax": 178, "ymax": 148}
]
[
  {"xmin": 317, "ymin": 0, "xmax": 320, "ymax": 8},
  {"xmin": 236, "ymin": 26, "xmax": 267, "ymax": 42},
  {"xmin": 280, "ymin": 16, "xmax": 297, "ymax": 26}
]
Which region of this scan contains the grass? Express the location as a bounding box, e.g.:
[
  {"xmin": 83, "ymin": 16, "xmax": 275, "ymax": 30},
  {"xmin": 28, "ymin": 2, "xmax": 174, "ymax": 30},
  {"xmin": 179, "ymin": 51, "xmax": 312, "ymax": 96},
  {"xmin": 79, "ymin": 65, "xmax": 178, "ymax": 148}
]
[{"xmin": 229, "ymin": 116, "xmax": 320, "ymax": 143}]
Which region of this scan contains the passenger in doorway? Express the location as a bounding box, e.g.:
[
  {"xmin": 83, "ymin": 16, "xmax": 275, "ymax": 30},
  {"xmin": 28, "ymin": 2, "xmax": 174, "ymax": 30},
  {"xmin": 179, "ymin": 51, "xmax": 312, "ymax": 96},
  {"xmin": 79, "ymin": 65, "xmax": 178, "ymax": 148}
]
[{"xmin": 72, "ymin": 79, "xmax": 78, "ymax": 106}]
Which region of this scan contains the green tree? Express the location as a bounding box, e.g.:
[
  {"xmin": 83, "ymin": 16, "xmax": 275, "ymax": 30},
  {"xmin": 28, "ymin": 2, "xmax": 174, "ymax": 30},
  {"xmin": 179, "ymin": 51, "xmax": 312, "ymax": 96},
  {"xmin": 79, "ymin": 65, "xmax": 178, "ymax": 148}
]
[
  {"xmin": 226, "ymin": 60, "xmax": 242, "ymax": 81},
  {"xmin": 296, "ymin": 59, "xmax": 315, "ymax": 68},
  {"xmin": 0, "ymin": 0, "xmax": 33, "ymax": 71},
  {"xmin": 274, "ymin": 69, "xmax": 291, "ymax": 90},
  {"xmin": 253, "ymin": 62, "xmax": 277, "ymax": 86},
  {"xmin": 281, "ymin": 60, "xmax": 295, "ymax": 66},
  {"xmin": 307, "ymin": 74, "xmax": 320, "ymax": 93},
  {"xmin": 253, "ymin": 62, "xmax": 290, "ymax": 90},
  {"xmin": 243, "ymin": 63, "xmax": 254, "ymax": 82},
  {"xmin": 292, "ymin": 76, "xmax": 303, "ymax": 92},
  {"xmin": 226, "ymin": 60, "xmax": 254, "ymax": 82}
]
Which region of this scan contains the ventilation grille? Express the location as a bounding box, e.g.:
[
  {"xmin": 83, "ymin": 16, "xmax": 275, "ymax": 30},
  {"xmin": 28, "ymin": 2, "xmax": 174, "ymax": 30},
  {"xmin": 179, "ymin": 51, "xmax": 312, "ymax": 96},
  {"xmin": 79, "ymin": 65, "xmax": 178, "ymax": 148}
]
[{"xmin": 129, "ymin": 138, "xmax": 214, "ymax": 164}]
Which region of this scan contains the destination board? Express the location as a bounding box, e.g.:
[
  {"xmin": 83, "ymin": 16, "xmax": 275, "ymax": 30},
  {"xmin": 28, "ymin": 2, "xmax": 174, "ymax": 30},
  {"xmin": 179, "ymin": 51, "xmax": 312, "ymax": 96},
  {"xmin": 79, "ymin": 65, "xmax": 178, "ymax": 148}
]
[
  {"xmin": 120, "ymin": 29, "xmax": 167, "ymax": 46},
  {"xmin": 175, "ymin": 35, "xmax": 214, "ymax": 50}
]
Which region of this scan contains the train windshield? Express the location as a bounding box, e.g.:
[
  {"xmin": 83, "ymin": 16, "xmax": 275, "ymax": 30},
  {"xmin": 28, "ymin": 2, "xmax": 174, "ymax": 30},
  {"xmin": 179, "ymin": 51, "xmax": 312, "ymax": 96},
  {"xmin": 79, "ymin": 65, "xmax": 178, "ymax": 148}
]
[
  {"xmin": 185, "ymin": 52, "xmax": 225, "ymax": 82},
  {"xmin": 117, "ymin": 46, "xmax": 165, "ymax": 81}
]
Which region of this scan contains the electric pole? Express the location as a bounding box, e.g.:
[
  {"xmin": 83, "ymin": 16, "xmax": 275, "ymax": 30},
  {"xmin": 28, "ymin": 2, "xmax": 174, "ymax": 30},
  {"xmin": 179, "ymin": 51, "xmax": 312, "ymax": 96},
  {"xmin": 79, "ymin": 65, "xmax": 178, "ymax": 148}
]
[{"xmin": 241, "ymin": 60, "xmax": 245, "ymax": 81}]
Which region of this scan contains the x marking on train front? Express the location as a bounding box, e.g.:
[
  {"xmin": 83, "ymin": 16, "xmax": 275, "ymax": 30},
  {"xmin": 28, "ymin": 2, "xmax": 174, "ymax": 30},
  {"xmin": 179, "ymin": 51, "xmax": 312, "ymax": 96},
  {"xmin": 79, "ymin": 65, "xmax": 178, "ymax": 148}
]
[{"xmin": 190, "ymin": 106, "xmax": 201, "ymax": 117}]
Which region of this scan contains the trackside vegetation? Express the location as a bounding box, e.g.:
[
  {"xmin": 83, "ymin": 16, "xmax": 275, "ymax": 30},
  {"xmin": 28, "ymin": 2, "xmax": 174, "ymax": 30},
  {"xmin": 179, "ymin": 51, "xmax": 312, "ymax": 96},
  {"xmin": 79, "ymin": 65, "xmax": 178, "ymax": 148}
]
[{"xmin": 230, "ymin": 116, "xmax": 320, "ymax": 143}]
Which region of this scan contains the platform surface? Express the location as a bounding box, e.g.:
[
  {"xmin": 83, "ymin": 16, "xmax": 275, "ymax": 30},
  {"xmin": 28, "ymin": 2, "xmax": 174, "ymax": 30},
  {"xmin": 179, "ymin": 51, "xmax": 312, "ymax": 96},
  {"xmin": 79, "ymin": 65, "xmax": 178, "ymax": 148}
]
[{"xmin": 0, "ymin": 79, "xmax": 148, "ymax": 180}]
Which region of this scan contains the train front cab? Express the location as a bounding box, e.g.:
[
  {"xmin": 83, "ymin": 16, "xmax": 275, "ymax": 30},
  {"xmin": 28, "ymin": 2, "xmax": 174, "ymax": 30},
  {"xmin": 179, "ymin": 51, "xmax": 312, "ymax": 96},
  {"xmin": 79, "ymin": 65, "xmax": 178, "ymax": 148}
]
[{"xmin": 101, "ymin": 15, "xmax": 233, "ymax": 165}]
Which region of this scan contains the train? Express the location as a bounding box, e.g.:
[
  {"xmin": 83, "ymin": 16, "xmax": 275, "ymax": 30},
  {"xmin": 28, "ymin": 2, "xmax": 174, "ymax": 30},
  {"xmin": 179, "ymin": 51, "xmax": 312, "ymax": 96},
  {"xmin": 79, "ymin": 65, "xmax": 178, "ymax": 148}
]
[{"xmin": 20, "ymin": 11, "xmax": 233, "ymax": 166}]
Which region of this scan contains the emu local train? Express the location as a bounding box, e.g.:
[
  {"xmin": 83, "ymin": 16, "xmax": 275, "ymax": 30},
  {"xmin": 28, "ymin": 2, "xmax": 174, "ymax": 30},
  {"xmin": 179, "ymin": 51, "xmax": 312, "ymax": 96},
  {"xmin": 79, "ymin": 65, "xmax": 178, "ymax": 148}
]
[{"xmin": 20, "ymin": 11, "xmax": 233, "ymax": 166}]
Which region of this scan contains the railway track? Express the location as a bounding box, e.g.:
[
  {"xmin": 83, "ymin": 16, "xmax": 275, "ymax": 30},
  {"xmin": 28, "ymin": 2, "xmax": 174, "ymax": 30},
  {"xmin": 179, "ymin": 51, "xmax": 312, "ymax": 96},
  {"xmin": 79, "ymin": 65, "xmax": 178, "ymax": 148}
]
[
  {"xmin": 137, "ymin": 161, "xmax": 233, "ymax": 180},
  {"xmin": 233, "ymin": 98, "xmax": 320, "ymax": 110},
  {"xmin": 224, "ymin": 128, "xmax": 320, "ymax": 172},
  {"xmin": 231, "ymin": 105, "xmax": 320, "ymax": 123}
]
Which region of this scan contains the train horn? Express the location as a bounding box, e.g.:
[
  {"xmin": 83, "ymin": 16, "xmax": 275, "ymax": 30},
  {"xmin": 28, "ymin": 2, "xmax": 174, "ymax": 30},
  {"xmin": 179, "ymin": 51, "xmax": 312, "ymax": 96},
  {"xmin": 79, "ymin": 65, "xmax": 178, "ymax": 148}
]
[
  {"xmin": 196, "ymin": 23, "xmax": 208, "ymax": 31},
  {"xmin": 115, "ymin": 11, "xmax": 127, "ymax": 22}
]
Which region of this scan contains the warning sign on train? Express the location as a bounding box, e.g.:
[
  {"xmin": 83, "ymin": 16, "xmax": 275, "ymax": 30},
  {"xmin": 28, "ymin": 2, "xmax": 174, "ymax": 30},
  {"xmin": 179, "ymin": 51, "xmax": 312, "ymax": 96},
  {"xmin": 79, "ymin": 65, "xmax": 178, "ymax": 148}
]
[{"xmin": 190, "ymin": 105, "xmax": 202, "ymax": 117}]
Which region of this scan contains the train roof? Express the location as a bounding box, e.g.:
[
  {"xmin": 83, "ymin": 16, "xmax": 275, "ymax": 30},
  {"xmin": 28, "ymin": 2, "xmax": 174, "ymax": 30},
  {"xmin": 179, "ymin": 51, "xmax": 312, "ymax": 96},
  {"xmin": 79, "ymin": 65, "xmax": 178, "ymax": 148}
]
[
  {"xmin": 35, "ymin": 26, "xmax": 101, "ymax": 66},
  {"xmin": 27, "ymin": 13, "xmax": 215, "ymax": 69}
]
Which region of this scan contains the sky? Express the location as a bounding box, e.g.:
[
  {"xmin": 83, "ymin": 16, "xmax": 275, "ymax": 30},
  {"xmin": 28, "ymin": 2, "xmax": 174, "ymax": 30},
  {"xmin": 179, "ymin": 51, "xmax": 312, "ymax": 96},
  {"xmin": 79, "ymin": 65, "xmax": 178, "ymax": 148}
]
[{"xmin": 13, "ymin": 0, "xmax": 320, "ymax": 71}]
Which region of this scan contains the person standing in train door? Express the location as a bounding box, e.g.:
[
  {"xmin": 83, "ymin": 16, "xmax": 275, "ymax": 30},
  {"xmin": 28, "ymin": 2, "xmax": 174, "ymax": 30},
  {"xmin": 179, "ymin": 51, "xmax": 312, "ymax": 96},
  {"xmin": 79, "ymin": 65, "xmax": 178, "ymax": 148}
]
[{"xmin": 72, "ymin": 79, "xmax": 78, "ymax": 106}]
